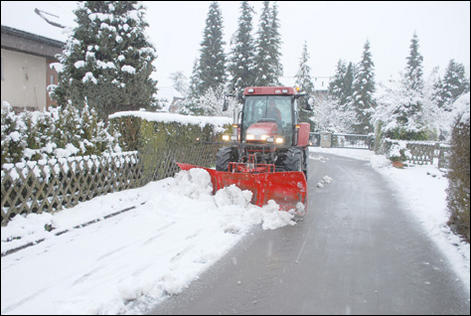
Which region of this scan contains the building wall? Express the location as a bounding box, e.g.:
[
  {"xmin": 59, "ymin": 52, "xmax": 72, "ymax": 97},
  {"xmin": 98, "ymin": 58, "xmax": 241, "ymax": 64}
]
[{"xmin": 1, "ymin": 48, "xmax": 47, "ymax": 111}]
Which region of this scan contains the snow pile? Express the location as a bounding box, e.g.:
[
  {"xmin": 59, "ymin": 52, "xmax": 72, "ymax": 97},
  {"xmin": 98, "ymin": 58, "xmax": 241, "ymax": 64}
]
[
  {"xmin": 316, "ymin": 175, "xmax": 334, "ymax": 188},
  {"xmin": 1, "ymin": 169, "xmax": 295, "ymax": 315}
]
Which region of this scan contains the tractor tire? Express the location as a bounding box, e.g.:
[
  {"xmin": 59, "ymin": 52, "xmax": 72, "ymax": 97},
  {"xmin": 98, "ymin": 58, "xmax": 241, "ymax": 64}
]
[
  {"xmin": 216, "ymin": 146, "xmax": 237, "ymax": 171},
  {"xmin": 282, "ymin": 147, "xmax": 304, "ymax": 173},
  {"xmin": 303, "ymin": 147, "xmax": 308, "ymax": 178}
]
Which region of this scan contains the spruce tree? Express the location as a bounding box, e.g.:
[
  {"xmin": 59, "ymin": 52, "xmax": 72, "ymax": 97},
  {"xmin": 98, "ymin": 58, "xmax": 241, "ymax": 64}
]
[
  {"xmin": 228, "ymin": 1, "xmax": 256, "ymax": 102},
  {"xmin": 393, "ymin": 33, "xmax": 427, "ymax": 139},
  {"xmin": 294, "ymin": 41, "xmax": 315, "ymax": 128},
  {"xmin": 254, "ymin": 1, "xmax": 272, "ymax": 85},
  {"xmin": 328, "ymin": 60, "xmax": 355, "ymax": 109},
  {"xmin": 254, "ymin": 1, "xmax": 282, "ymax": 86},
  {"xmin": 51, "ymin": 1, "xmax": 158, "ymax": 120},
  {"xmin": 405, "ymin": 32, "xmax": 424, "ymax": 93},
  {"xmin": 436, "ymin": 59, "xmax": 470, "ymax": 111},
  {"xmin": 197, "ymin": 1, "xmax": 226, "ymax": 95},
  {"xmin": 351, "ymin": 40, "xmax": 376, "ymax": 134},
  {"xmin": 268, "ymin": 2, "xmax": 283, "ymax": 84},
  {"xmin": 343, "ymin": 62, "xmax": 355, "ymax": 107},
  {"xmin": 328, "ymin": 60, "xmax": 347, "ymax": 101}
]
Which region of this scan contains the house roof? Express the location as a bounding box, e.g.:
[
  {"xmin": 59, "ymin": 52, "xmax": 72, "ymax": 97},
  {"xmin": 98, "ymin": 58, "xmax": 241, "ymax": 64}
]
[{"xmin": 1, "ymin": 25, "xmax": 65, "ymax": 58}]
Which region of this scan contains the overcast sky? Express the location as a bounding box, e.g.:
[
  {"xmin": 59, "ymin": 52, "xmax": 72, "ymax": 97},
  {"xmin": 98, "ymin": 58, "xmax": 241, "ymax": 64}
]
[{"xmin": 1, "ymin": 1, "xmax": 469, "ymax": 91}]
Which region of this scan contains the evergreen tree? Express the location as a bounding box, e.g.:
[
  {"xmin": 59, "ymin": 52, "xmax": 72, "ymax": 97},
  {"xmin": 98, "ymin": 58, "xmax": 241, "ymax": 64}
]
[
  {"xmin": 228, "ymin": 1, "xmax": 256, "ymax": 102},
  {"xmin": 393, "ymin": 33, "xmax": 427, "ymax": 139},
  {"xmin": 295, "ymin": 42, "xmax": 314, "ymax": 97},
  {"xmin": 435, "ymin": 59, "xmax": 470, "ymax": 111},
  {"xmin": 254, "ymin": 1, "xmax": 282, "ymax": 85},
  {"xmin": 197, "ymin": 1, "xmax": 226, "ymax": 95},
  {"xmin": 376, "ymin": 34, "xmax": 430, "ymax": 141},
  {"xmin": 405, "ymin": 32, "xmax": 424, "ymax": 93},
  {"xmin": 268, "ymin": 2, "xmax": 283, "ymax": 84},
  {"xmin": 51, "ymin": 1, "xmax": 158, "ymax": 120},
  {"xmin": 351, "ymin": 40, "xmax": 376, "ymax": 134},
  {"xmin": 328, "ymin": 60, "xmax": 355, "ymax": 108},
  {"xmin": 328, "ymin": 60, "xmax": 347, "ymax": 100},
  {"xmin": 294, "ymin": 41, "xmax": 315, "ymax": 128},
  {"xmin": 343, "ymin": 62, "xmax": 355, "ymax": 106}
]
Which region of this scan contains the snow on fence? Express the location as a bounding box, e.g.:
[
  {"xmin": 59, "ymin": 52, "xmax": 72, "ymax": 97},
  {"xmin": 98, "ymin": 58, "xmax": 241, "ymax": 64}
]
[
  {"xmin": 383, "ymin": 139, "xmax": 451, "ymax": 169},
  {"xmin": 1, "ymin": 143, "xmax": 223, "ymax": 226}
]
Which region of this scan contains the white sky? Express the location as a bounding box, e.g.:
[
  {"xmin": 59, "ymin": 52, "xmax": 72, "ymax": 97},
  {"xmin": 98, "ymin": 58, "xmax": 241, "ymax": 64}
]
[{"xmin": 1, "ymin": 1, "xmax": 470, "ymax": 90}]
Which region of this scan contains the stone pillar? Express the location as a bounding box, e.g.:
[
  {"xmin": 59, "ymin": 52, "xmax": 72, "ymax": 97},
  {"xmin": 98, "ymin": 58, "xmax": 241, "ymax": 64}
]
[{"xmin": 320, "ymin": 132, "xmax": 332, "ymax": 148}]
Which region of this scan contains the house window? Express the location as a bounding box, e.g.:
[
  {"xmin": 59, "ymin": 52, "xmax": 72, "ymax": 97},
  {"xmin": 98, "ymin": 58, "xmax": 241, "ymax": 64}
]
[{"xmin": 50, "ymin": 74, "xmax": 54, "ymax": 85}]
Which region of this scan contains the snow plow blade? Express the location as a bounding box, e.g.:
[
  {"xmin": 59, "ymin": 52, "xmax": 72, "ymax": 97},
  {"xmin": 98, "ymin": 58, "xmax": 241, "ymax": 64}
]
[{"xmin": 176, "ymin": 162, "xmax": 307, "ymax": 212}]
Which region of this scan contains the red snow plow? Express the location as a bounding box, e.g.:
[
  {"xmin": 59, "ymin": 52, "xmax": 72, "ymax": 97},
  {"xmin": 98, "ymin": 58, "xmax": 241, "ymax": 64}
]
[{"xmin": 177, "ymin": 86, "xmax": 313, "ymax": 212}]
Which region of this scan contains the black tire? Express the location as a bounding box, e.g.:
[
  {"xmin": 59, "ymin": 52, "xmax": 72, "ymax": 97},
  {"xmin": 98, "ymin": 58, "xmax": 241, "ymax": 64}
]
[
  {"xmin": 216, "ymin": 146, "xmax": 236, "ymax": 171},
  {"xmin": 282, "ymin": 147, "xmax": 304, "ymax": 172}
]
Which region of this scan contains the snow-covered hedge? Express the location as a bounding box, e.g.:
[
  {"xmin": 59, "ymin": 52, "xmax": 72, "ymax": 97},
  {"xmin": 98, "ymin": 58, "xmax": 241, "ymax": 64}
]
[
  {"xmin": 1, "ymin": 102, "xmax": 121, "ymax": 168},
  {"xmin": 446, "ymin": 93, "xmax": 470, "ymax": 243},
  {"xmin": 109, "ymin": 111, "xmax": 232, "ymax": 151}
]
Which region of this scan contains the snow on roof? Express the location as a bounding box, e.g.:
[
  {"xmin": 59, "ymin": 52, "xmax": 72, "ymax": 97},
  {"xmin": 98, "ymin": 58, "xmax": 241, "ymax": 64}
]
[
  {"xmin": 1, "ymin": 2, "xmax": 77, "ymax": 43},
  {"xmin": 109, "ymin": 111, "xmax": 231, "ymax": 131}
]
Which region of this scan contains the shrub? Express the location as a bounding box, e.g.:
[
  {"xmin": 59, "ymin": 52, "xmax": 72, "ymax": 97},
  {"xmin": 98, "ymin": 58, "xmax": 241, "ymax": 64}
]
[{"xmin": 1, "ymin": 102, "xmax": 120, "ymax": 168}]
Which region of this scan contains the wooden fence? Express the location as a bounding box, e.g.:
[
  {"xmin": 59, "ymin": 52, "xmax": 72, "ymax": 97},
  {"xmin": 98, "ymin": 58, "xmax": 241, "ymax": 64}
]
[{"xmin": 1, "ymin": 143, "xmax": 222, "ymax": 226}]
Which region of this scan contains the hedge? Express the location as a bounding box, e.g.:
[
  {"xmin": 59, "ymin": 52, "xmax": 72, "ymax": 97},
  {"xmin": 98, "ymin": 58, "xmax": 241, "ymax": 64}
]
[{"xmin": 446, "ymin": 112, "xmax": 470, "ymax": 243}]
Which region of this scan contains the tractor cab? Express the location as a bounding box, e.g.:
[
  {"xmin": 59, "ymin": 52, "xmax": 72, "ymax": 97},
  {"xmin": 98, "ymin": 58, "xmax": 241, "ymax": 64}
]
[{"xmin": 241, "ymin": 94, "xmax": 294, "ymax": 146}]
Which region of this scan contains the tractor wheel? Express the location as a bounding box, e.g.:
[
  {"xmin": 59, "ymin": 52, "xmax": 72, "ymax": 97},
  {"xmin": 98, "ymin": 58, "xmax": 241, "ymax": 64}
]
[
  {"xmin": 303, "ymin": 147, "xmax": 308, "ymax": 178},
  {"xmin": 216, "ymin": 146, "xmax": 237, "ymax": 171},
  {"xmin": 282, "ymin": 147, "xmax": 304, "ymax": 172}
]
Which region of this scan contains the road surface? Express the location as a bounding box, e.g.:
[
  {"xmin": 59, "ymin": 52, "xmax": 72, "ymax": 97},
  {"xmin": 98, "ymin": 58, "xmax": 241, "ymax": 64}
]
[{"xmin": 149, "ymin": 153, "xmax": 470, "ymax": 315}]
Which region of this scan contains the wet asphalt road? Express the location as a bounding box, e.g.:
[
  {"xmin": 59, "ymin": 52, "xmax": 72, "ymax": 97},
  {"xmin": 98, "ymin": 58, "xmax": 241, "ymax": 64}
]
[{"xmin": 149, "ymin": 153, "xmax": 470, "ymax": 315}]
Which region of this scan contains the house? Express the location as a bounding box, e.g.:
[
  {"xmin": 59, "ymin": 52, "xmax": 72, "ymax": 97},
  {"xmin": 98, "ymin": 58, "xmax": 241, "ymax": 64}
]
[
  {"xmin": 157, "ymin": 86, "xmax": 185, "ymax": 113},
  {"xmin": 1, "ymin": 25, "xmax": 64, "ymax": 112},
  {"xmin": 313, "ymin": 76, "xmax": 331, "ymax": 100}
]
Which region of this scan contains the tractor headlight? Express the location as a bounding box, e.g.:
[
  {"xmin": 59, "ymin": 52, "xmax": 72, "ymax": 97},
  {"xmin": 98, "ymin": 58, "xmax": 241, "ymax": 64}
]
[
  {"xmin": 246, "ymin": 134, "xmax": 255, "ymax": 141},
  {"xmin": 266, "ymin": 136, "xmax": 274, "ymax": 143},
  {"xmin": 275, "ymin": 137, "xmax": 284, "ymax": 144},
  {"xmin": 222, "ymin": 134, "xmax": 230, "ymax": 142}
]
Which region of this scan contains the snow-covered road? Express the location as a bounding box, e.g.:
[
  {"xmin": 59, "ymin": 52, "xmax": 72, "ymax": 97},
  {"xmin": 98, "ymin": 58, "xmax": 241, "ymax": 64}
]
[{"xmin": 1, "ymin": 147, "xmax": 469, "ymax": 314}]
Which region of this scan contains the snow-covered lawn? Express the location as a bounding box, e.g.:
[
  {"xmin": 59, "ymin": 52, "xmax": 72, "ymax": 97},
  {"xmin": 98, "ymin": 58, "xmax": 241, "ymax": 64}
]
[
  {"xmin": 1, "ymin": 168, "xmax": 295, "ymax": 315},
  {"xmin": 309, "ymin": 146, "xmax": 470, "ymax": 294}
]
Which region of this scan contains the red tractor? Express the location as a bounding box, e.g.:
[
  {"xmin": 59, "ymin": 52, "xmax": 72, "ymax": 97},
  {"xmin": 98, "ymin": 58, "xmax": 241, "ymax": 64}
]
[{"xmin": 178, "ymin": 86, "xmax": 313, "ymax": 213}]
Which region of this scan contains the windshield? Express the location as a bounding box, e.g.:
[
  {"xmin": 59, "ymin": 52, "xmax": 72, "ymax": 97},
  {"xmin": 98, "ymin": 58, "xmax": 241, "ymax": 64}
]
[{"xmin": 242, "ymin": 96, "xmax": 293, "ymax": 143}]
